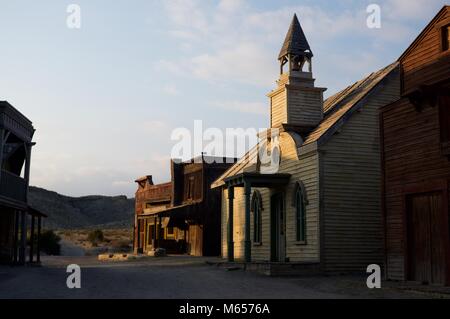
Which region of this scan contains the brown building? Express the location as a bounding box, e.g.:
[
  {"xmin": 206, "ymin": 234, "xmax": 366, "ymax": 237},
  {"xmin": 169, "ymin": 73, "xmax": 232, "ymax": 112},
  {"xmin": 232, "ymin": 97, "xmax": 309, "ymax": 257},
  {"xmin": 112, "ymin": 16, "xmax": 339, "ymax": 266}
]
[
  {"xmin": 381, "ymin": 6, "xmax": 450, "ymax": 286},
  {"xmin": 134, "ymin": 156, "xmax": 235, "ymax": 256},
  {"xmin": 0, "ymin": 101, "xmax": 46, "ymax": 265}
]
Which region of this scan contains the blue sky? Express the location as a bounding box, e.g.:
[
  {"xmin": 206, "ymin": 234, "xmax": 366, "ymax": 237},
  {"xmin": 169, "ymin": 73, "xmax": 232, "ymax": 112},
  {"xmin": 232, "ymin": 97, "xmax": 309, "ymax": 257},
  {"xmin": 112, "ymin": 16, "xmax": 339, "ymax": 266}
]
[{"xmin": 0, "ymin": 0, "xmax": 446, "ymax": 197}]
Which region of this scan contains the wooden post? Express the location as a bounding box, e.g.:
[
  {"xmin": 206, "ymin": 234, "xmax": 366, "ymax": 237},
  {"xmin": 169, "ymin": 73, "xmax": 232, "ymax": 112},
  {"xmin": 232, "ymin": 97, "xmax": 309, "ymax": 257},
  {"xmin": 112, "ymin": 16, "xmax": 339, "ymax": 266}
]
[
  {"xmin": 227, "ymin": 186, "xmax": 234, "ymax": 262},
  {"xmin": 19, "ymin": 211, "xmax": 27, "ymax": 265},
  {"xmin": 13, "ymin": 210, "xmax": 19, "ymax": 264},
  {"xmin": 153, "ymin": 216, "xmax": 157, "ymax": 249},
  {"xmin": 24, "ymin": 144, "xmax": 32, "ymax": 201},
  {"xmin": 29, "ymin": 215, "xmax": 35, "ymax": 263},
  {"xmin": 136, "ymin": 218, "xmax": 141, "ymax": 252},
  {"xmin": 158, "ymin": 215, "xmax": 162, "ymax": 248},
  {"xmin": 0, "ymin": 129, "xmax": 4, "ymax": 185},
  {"xmin": 244, "ymin": 181, "xmax": 252, "ymax": 263},
  {"xmin": 132, "ymin": 215, "xmax": 136, "ymax": 253},
  {"xmin": 143, "ymin": 219, "xmax": 147, "ymax": 252},
  {"xmin": 37, "ymin": 216, "xmax": 41, "ymax": 263}
]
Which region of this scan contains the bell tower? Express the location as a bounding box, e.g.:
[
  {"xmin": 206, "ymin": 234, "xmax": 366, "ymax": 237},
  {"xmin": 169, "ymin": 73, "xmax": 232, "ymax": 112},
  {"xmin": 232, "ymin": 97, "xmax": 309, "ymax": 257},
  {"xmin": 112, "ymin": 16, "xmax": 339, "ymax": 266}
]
[{"xmin": 268, "ymin": 14, "xmax": 326, "ymax": 133}]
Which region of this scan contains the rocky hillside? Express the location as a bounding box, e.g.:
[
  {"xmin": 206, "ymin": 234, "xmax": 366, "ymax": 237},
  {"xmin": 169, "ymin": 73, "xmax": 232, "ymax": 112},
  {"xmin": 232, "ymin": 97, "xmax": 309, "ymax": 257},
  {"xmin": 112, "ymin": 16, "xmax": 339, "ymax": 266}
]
[{"xmin": 28, "ymin": 186, "xmax": 135, "ymax": 230}]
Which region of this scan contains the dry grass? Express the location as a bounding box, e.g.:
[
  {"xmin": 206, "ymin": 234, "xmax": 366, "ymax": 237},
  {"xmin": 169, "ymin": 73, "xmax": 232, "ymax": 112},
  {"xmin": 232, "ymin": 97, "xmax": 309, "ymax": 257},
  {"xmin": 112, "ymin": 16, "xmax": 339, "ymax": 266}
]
[{"xmin": 57, "ymin": 229, "xmax": 133, "ymax": 253}]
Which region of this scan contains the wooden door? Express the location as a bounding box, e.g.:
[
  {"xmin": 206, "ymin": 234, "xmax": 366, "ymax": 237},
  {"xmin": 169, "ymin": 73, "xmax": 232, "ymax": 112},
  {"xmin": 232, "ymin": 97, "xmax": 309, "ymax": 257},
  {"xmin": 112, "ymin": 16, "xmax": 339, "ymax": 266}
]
[
  {"xmin": 407, "ymin": 192, "xmax": 447, "ymax": 285},
  {"xmin": 188, "ymin": 225, "xmax": 203, "ymax": 256},
  {"xmin": 270, "ymin": 193, "xmax": 286, "ymax": 262}
]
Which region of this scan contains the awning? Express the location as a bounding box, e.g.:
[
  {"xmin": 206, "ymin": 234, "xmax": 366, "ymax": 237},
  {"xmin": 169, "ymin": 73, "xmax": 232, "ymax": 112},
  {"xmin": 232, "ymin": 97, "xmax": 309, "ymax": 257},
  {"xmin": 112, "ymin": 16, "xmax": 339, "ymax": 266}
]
[
  {"xmin": 138, "ymin": 201, "xmax": 203, "ymax": 226},
  {"xmin": 27, "ymin": 206, "xmax": 47, "ymax": 218}
]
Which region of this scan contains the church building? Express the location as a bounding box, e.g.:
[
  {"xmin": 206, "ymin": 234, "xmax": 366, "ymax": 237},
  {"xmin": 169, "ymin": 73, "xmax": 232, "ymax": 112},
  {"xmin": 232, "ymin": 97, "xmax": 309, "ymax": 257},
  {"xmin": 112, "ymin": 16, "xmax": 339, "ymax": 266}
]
[{"xmin": 212, "ymin": 14, "xmax": 400, "ymax": 274}]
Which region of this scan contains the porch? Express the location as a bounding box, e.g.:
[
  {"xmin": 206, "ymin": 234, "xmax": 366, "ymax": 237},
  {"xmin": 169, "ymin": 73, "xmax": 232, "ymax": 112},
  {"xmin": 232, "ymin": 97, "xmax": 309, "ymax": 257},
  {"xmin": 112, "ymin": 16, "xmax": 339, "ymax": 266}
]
[
  {"xmin": 0, "ymin": 204, "xmax": 47, "ymax": 266},
  {"xmin": 224, "ymin": 172, "xmax": 291, "ymax": 263}
]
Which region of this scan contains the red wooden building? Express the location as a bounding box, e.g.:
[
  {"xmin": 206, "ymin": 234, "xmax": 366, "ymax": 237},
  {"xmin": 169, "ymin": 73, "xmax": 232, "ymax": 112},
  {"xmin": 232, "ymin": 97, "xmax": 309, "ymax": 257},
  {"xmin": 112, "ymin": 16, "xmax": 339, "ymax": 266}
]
[{"xmin": 381, "ymin": 6, "xmax": 450, "ymax": 286}]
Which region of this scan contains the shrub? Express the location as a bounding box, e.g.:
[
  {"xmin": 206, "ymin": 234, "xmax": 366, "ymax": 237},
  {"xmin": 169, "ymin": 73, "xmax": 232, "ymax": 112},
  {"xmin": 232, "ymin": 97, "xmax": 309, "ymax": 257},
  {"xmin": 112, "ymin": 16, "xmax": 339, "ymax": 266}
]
[
  {"xmin": 40, "ymin": 230, "xmax": 61, "ymax": 256},
  {"xmin": 87, "ymin": 229, "xmax": 105, "ymax": 245}
]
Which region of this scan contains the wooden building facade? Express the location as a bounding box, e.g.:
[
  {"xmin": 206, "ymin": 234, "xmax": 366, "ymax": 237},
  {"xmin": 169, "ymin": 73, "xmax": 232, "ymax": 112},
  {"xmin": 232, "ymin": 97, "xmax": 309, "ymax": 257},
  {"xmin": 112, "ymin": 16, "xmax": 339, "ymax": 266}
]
[
  {"xmin": 381, "ymin": 6, "xmax": 450, "ymax": 286},
  {"xmin": 0, "ymin": 101, "xmax": 45, "ymax": 265},
  {"xmin": 212, "ymin": 15, "xmax": 401, "ymax": 273},
  {"xmin": 134, "ymin": 156, "xmax": 235, "ymax": 256}
]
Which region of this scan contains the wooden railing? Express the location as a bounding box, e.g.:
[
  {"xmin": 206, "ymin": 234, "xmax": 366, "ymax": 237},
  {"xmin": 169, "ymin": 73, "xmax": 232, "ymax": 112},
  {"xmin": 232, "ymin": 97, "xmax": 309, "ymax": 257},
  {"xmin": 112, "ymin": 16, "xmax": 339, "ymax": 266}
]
[{"xmin": 0, "ymin": 170, "xmax": 27, "ymax": 203}]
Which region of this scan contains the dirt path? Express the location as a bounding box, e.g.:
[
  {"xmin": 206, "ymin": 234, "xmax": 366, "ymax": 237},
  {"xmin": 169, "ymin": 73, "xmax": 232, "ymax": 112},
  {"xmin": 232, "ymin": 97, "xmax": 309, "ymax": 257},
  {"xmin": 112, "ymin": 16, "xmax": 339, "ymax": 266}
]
[
  {"xmin": 0, "ymin": 256, "xmax": 439, "ymax": 299},
  {"xmin": 59, "ymin": 239, "xmax": 85, "ymax": 257}
]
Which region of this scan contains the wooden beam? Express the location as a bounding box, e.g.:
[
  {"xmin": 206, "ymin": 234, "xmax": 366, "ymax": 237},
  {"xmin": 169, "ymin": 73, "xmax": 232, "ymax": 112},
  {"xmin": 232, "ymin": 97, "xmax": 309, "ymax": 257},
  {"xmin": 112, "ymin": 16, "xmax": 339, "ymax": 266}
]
[
  {"xmin": 37, "ymin": 216, "xmax": 41, "ymax": 263},
  {"xmin": 227, "ymin": 186, "xmax": 234, "ymax": 262},
  {"xmin": 29, "ymin": 215, "xmax": 35, "ymax": 263},
  {"xmin": 0, "ymin": 129, "xmax": 4, "ymax": 186},
  {"xmin": 158, "ymin": 215, "xmax": 162, "ymax": 248},
  {"xmin": 19, "ymin": 211, "xmax": 27, "ymax": 265},
  {"xmin": 24, "ymin": 144, "xmax": 32, "ymax": 201},
  {"xmin": 13, "ymin": 210, "xmax": 19, "ymax": 264},
  {"xmin": 153, "ymin": 216, "xmax": 157, "ymax": 249},
  {"xmin": 244, "ymin": 181, "xmax": 252, "ymax": 263}
]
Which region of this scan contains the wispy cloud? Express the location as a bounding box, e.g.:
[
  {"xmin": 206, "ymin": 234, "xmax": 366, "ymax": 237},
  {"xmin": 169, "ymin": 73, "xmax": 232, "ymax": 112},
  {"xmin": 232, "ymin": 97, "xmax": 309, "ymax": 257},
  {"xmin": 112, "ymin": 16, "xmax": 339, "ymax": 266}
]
[
  {"xmin": 162, "ymin": 84, "xmax": 180, "ymax": 96},
  {"xmin": 213, "ymin": 100, "xmax": 268, "ymax": 115}
]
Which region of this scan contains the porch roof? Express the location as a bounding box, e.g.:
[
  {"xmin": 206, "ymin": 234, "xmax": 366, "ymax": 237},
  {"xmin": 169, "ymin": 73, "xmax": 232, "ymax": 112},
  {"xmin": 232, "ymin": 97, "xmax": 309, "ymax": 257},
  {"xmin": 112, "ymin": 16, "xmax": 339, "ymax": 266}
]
[
  {"xmin": 139, "ymin": 201, "xmax": 202, "ymax": 218},
  {"xmin": 224, "ymin": 172, "xmax": 291, "ymax": 188},
  {"xmin": 28, "ymin": 206, "xmax": 47, "ymax": 218}
]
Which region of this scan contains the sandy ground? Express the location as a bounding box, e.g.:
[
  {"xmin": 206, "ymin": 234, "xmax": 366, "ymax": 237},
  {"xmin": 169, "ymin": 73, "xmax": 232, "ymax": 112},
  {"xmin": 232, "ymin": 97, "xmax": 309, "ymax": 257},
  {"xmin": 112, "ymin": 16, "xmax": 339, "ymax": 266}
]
[{"xmin": 0, "ymin": 255, "xmax": 445, "ymax": 299}]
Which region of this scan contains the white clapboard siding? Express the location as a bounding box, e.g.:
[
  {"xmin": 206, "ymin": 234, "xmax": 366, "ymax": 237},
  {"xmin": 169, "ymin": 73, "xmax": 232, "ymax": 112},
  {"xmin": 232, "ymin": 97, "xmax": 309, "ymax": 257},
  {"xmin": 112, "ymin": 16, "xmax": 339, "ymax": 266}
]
[{"xmin": 320, "ymin": 70, "xmax": 400, "ymax": 272}]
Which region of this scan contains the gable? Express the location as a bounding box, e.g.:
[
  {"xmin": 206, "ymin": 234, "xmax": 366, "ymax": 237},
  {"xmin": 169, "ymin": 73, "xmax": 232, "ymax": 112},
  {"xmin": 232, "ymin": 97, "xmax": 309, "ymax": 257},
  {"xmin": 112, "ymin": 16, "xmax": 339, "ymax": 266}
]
[{"xmin": 400, "ymin": 6, "xmax": 450, "ymax": 72}]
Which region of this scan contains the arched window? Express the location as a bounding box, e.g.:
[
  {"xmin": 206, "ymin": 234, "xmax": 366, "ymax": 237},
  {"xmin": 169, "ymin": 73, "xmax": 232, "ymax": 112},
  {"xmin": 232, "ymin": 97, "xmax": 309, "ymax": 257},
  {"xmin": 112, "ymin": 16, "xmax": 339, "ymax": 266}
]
[
  {"xmin": 293, "ymin": 182, "xmax": 308, "ymax": 243},
  {"xmin": 251, "ymin": 191, "xmax": 263, "ymax": 244}
]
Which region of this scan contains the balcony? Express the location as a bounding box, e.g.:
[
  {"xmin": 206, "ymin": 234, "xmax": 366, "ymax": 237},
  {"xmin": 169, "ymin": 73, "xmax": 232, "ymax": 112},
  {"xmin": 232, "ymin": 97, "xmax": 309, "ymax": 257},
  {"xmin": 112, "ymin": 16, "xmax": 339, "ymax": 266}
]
[{"xmin": 0, "ymin": 170, "xmax": 27, "ymax": 204}]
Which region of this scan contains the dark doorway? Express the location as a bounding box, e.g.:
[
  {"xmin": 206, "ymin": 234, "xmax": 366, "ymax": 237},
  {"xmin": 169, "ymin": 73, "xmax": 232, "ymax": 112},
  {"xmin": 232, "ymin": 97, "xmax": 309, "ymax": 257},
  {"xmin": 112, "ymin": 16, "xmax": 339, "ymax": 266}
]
[
  {"xmin": 407, "ymin": 191, "xmax": 448, "ymax": 285},
  {"xmin": 270, "ymin": 193, "xmax": 286, "ymax": 262}
]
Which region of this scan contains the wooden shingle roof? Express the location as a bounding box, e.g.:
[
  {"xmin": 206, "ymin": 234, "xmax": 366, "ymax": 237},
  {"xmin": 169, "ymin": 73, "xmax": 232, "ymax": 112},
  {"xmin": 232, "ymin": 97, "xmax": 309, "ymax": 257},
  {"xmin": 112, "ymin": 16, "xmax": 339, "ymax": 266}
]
[
  {"xmin": 211, "ymin": 62, "xmax": 399, "ymax": 188},
  {"xmin": 278, "ymin": 14, "xmax": 313, "ymax": 60},
  {"xmin": 304, "ymin": 62, "xmax": 399, "ymax": 144}
]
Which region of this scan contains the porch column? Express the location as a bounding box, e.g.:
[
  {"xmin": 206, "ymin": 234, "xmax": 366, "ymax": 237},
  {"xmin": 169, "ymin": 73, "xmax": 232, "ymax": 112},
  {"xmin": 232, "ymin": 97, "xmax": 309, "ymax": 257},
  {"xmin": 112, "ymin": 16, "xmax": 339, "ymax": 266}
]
[
  {"xmin": 136, "ymin": 218, "xmax": 141, "ymax": 251},
  {"xmin": 24, "ymin": 144, "xmax": 32, "ymax": 200},
  {"xmin": 153, "ymin": 216, "xmax": 157, "ymax": 249},
  {"xmin": 36, "ymin": 216, "xmax": 41, "ymax": 263},
  {"xmin": 227, "ymin": 186, "xmax": 234, "ymax": 262},
  {"xmin": 158, "ymin": 215, "xmax": 162, "ymax": 248},
  {"xmin": 0, "ymin": 128, "xmax": 4, "ymax": 185},
  {"xmin": 29, "ymin": 215, "xmax": 35, "ymax": 263},
  {"xmin": 19, "ymin": 211, "xmax": 27, "ymax": 265},
  {"xmin": 13, "ymin": 210, "xmax": 19, "ymax": 264},
  {"xmin": 244, "ymin": 181, "xmax": 252, "ymax": 263}
]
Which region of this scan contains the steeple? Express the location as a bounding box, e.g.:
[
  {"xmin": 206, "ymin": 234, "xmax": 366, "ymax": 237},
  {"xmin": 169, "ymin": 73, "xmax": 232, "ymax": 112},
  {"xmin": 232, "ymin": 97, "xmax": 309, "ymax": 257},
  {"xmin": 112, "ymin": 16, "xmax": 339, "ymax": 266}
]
[
  {"xmin": 268, "ymin": 14, "xmax": 326, "ymax": 133},
  {"xmin": 278, "ymin": 14, "xmax": 313, "ymax": 75}
]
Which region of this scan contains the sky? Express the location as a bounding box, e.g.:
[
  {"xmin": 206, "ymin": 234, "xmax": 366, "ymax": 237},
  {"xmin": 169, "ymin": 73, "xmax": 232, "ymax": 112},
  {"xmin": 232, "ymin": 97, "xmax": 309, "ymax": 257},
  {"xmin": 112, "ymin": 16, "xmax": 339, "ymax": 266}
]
[{"xmin": 0, "ymin": 0, "xmax": 446, "ymax": 198}]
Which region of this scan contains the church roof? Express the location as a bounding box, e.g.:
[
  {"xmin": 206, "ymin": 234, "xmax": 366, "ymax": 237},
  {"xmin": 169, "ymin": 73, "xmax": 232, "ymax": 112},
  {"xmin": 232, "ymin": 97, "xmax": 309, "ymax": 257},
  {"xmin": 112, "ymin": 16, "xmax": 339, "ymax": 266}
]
[
  {"xmin": 211, "ymin": 62, "xmax": 399, "ymax": 188},
  {"xmin": 278, "ymin": 14, "xmax": 313, "ymax": 60}
]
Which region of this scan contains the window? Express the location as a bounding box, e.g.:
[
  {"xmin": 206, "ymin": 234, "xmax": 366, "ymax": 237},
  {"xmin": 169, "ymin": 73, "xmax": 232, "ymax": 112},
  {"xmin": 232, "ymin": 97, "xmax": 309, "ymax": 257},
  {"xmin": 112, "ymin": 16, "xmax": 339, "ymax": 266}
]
[
  {"xmin": 166, "ymin": 226, "xmax": 175, "ymax": 239},
  {"xmin": 186, "ymin": 176, "xmax": 195, "ymax": 200},
  {"xmin": 251, "ymin": 191, "xmax": 263, "ymax": 244},
  {"xmin": 294, "ymin": 182, "xmax": 308, "ymax": 243},
  {"xmin": 442, "ymin": 24, "xmax": 450, "ymax": 51}
]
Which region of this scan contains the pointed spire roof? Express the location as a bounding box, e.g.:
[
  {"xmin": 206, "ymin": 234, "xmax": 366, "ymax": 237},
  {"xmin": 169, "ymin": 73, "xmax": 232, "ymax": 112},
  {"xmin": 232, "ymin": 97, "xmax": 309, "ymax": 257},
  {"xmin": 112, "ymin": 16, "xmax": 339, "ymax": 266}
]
[{"xmin": 278, "ymin": 14, "xmax": 313, "ymax": 60}]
